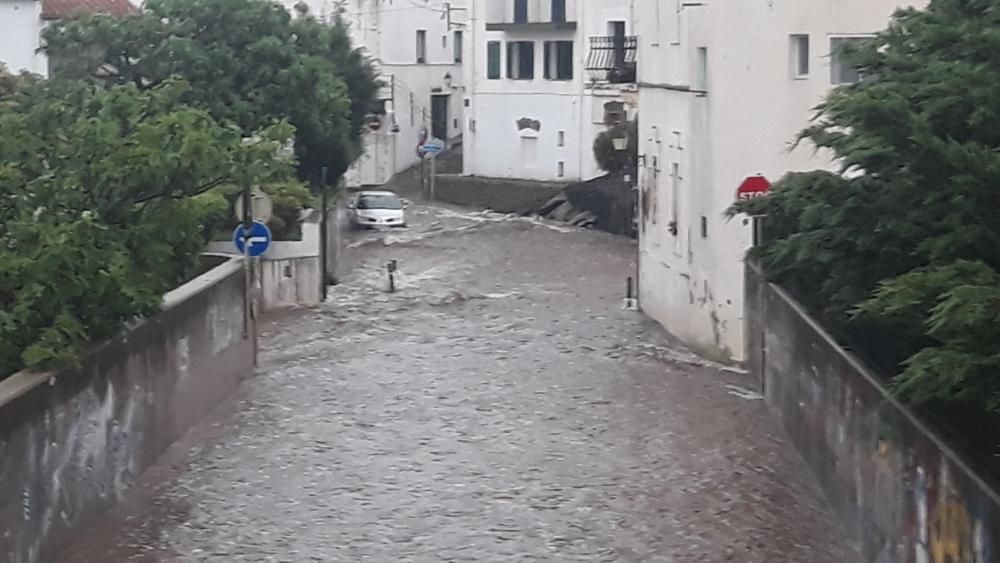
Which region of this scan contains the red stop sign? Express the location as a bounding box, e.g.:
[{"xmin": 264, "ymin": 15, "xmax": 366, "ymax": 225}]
[{"xmin": 736, "ymin": 175, "xmax": 771, "ymax": 201}]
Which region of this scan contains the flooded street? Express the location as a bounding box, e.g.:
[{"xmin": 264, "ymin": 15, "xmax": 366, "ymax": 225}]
[{"xmin": 66, "ymin": 202, "xmax": 857, "ymax": 562}]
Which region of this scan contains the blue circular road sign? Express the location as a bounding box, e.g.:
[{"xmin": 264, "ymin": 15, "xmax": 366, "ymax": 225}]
[{"xmin": 233, "ymin": 221, "xmax": 273, "ymax": 257}]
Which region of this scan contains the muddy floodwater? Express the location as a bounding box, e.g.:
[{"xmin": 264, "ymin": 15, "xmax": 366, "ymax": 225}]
[{"xmin": 65, "ymin": 202, "xmax": 858, "ymax": 562}]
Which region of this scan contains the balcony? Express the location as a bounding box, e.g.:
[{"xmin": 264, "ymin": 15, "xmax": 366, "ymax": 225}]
[
  {"xmin": 586, "ymin": 35, "xmax": 637, "ymax": 84},
  {"xmin": 485, "ymin": 0, "xmax": 577, "ymax": 32}
]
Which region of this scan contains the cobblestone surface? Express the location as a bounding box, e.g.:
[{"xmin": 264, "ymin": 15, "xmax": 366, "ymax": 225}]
[{"xmin": 64, "ymin": 203, "xmax": 858, "ymax": 562}]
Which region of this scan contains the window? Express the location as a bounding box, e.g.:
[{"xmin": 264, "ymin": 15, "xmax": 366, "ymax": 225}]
[
  {"xmin": 552, "ymin": 0, "xmax": 566, "ymax": 23},
  {"xmin": 609, "ymin": 21, "xmax": 627, "ymax": 68},
  {"xmin": 790, "ymin": 34, "xmax": 810, "ymax": 78},
  {"xmin": 416, "ymin": 30, "xmax": 427, "ymax": 63},
  {"xmin": 830, "ymin": 37, "xmax": 867, "ymax": 85},
  {"xmin": 507, "ymin": 41, "xmax": 535, "ymax": 80},
  {"xmin": 454, "ymin": 31, "xmax": 463, "ymax": 63},
  {"xmin": 544, "ymin": 41, "xmax": 574, "ymax": 80},
  {"xmin": 557, "ymin": 161, "xmax": 565, "ymax": 177},
  {"xmin": 487, "ymin": 41, "xmax": 501, "ymax": 79},
  {"xmin": 514, "ymin": 0, "xmax": 528, "ymax": 23},
  {"xmin": 557, "ymin": 130, "xmax": 565, "ymax": 147},
  {"xmin": 695, "ymin": 47, "xmax": 708, "ymax": 91}
]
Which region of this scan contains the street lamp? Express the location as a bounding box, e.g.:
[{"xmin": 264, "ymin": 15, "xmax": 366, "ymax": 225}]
[{"xmin": 612, "ymin": 134, "xmax": 629, "ymax": 152}]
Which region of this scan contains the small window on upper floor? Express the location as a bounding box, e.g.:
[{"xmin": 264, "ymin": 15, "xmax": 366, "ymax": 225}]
[
  {"xmin": 487, "ymin": 41, "xmax": 501, "ymax": 79},
  {"xmin": 514, "ymin": 0, "xmax": 528, "ymax": 23},
  {"xmin": 416, "ymin": 30, "xmax": 427, "ymax": 63},
  {"xmin": 830, "ymin": 36, "xmax": 870, "ymax": 85},
  {"xmin": 454, "ymin": 31, "xmax": 464, "ymax": 63},
  {"xmin": 694, "ymin": 47, "xmax": 708, "ymax": 91},
  {"xmin": 552, "ymin": 0, "xmax": 566, "ymax": 23},
  {"xmin": 790, "ymin": 34, "xmax": 810, "ymax": 79}
]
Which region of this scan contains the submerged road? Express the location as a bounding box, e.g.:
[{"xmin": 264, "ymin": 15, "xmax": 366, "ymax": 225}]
[{"xmin": 66, "ymin": 202, "xmax": 857, "ymax": 561}]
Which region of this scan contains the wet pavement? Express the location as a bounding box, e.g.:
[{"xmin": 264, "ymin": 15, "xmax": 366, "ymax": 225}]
[{"xmin": 65, "ymin": 202, "xmax": 858, "ymax": 562}]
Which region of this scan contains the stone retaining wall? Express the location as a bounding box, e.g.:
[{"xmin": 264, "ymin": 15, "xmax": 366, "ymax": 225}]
[
  {"xmin": 746, "ymin": 262, "xmax": 1000, "ymax": 561},
  {"xmin": 0, "ymin": 257, "xmax": 252, "ymax": 562}
]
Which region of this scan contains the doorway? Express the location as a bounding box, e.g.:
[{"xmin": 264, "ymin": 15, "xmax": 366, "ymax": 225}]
[{"xmin": 431, "ymin": 94, "xmax": 449, "ymax": 141}]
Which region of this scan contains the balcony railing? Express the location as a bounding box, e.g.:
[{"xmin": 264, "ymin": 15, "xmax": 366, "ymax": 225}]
[
  {"xmin": 586, "ymin": 35, "xmax": 638, "ymax": 84},
  {"xmin": 485, "ymin": 0, "xmax": 577, "ymax": 31}
]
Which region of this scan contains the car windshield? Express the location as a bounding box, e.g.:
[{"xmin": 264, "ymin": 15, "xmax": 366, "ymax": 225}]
[{"xmin": 357, "ymin": 195, "xmax": 402, "ymax": 210}]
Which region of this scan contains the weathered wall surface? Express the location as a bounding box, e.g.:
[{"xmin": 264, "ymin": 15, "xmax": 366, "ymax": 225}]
[
  {"xmin": 746, "ymin": 264, "xmax": 1000, "ymax": 562},
  {"xmin": 433, "ymin": 174, "xmax": 565, "ymax": 215},
  {"xmin": 0, "ymin": 257, "xmax": 252, "ymax": 563}
]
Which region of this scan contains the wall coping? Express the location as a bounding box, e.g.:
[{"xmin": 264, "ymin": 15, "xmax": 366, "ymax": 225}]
[
  {"xmin": 757, "ymin": 263, "xmax": 1000, "ymax": 505},
  {"xmin": 0, "ymin": 254, "xmax": 245, "ymax": 412}
]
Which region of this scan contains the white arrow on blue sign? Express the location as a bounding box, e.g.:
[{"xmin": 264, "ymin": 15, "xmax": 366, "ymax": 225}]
[
  {"xmin": 418, "ymin": 137, "xmax": 445, "ymax": 157},
  {"xmin": 233, "ymin": 221, "xmax": 273, "ymax": 257}
]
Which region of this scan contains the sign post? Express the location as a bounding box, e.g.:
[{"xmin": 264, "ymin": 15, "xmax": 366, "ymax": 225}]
[
  {"xmin": 318, "ymin": 166, "xmax": 329, "ymax": 302},
  {"xmin": 418, "ymin": 137, "xmax": 445, "ymax": 201},
  {"xmin": 736, "ymin": 175, "xmax": 771, "ymax": 247}
]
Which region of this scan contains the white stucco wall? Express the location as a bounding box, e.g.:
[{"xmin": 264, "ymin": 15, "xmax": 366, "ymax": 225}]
[
  {"xmin": 636, "ymin": 0, "xmax": 922, "ymax": 362},
  {"xmin": 463, "ymin": 0, "xmax": 636, "ymax": 182},
  {"xmin": 0, "ymin": 0, "xmax": 47, "ymax": 76},
  {"xmin": 325, "ymin": 0, "xmax": 466, "ymax": 186}
]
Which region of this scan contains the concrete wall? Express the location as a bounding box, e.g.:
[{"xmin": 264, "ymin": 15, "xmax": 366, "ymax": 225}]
[
  {"xmin": 745, "ymin": 264, "xmax": 1000, "ymax": 562},
  {"xmin": 636, "ymin": 0, "xmax": 921, "ymax": 362},
  {"xmin": 0, "ymin": 0, "xmax": 47, "ymax": 76},
  {"xmin": 463, "ymin": 0, "xmax": 636, "ymax": 182},
  {"xmin": 206, "ymin": 213, "xmax": 326, "ymax": 311},
  {"xmin": 432, "ymin": 174, "xmax": 565, "ymax": 214},
  {"xmin": 0, "ymin": 256, "xmax": 252, "ymax": 563}
]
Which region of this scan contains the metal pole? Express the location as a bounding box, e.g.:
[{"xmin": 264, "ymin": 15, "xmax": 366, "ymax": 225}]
[
  {"xmin": 241, "ymin": 179, "xmax": 257, "ymax": 366},
  {"xmin": 319, "ymin": 166, "xmax": 329, "ymax": 301},
  {"xmin": 430, "ymin": 155, "xmax": 437, "ymax": 201},
  {"xmin": 420, "ymin": 156, "xmax": 427, "ymax": 197}
]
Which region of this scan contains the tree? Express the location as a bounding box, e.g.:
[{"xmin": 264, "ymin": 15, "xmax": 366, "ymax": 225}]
[
  {"xmin": 0, "ymin": 77, "xmax": 293, "ymax": 378},
  {"xmin": 733, "ymin": 0, "xmax": 1000, "ymax": 410},
  {"xmin": 593, "ymin": 118, "xmax": 638, "ymax": 174},
  {"xmin": 42, "ymin": 0, "xmax": 378, "ymax": 182}
]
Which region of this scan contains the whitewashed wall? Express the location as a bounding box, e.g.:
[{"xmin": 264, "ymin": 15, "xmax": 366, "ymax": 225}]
[
  {"xmin": 0, "ymin": 0, "xmax": 46, "ymax": 76},
  {"xmin": 636, "ymin": 0, "xmax": 922, "ymax": 362}
]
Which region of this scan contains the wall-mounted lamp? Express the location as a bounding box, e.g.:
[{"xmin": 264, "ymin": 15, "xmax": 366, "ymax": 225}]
[{"xmin": 444, "ymin": 72, "xmax": 453, "ymax": 89}]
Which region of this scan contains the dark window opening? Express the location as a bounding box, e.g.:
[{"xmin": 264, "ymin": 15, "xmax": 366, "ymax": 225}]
[
  {"xmin": 544, "ymin": 41, "xmax": 574, "ymax": 80},
  {"xmin": 514, "ymin": 0, "xmax": 528, "ymax": 23},
  {"xmin": 552, "ymin": 0, "xmax": 566, "ymax": 23},
  {"xmin": 507, "ymin": 41, "xmax": 535, "ymax": 80},
  {"xmin": 487, "ymin": 41, "xmax": 501, "ymax": 79}
]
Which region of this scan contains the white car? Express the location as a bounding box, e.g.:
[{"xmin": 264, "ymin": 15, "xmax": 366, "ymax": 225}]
[{"xmin": 348, "ymin": 190, "xmax": 408, "ymax": 229}]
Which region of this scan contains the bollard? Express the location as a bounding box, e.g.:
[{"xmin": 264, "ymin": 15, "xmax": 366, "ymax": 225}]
[
  {"xmin": 387, "ymin": 260, "xmax": 398, "ymax": 293},
  {"xmin": 623, "ymin": 276, "xmax": 638, "ymax": 311}
]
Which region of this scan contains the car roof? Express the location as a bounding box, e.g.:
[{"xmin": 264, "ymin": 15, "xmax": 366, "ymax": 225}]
[{"xmin": 357, "ymin": 190, "xmax": 398, "ymax": 197}]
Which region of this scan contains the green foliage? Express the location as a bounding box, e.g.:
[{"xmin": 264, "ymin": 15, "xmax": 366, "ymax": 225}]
[
  {"xmin": 201, "ymin": 181, "xmax": 317, "ymax": 241},
  {"xmin": 43, "ymin": 0, "xmax": 379, "ymax": 182},
  {"xmin": 593, "ymin": 118, "xmax": 638, "ymax": 173},
  {"xmin": 732, "ymin": 0, "xmax": 1000, "ymax": 410},
  {"xmin": 0, "ymin": 77, "xmax": 293, "ymax": 379}
]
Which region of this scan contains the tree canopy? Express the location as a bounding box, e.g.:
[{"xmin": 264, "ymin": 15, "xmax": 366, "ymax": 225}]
[
  {"xmin": 43, "ymin": 0, "xmax": 379, "ymax": 183},
  {"xmin": 593, "ymin": 118, "xmax": 638, "ymax": 174},
  {"xmin": 734, "ymin": 0, "xmax": 1000, "ymax": 411},
  {"xmin": 0, "ymin": 75, "xmax": 293, "ymax": 377}
]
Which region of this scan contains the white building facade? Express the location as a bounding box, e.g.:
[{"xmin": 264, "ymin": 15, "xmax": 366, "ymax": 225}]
[
  {"xmin": 0, "ymin": 0, "xmax": 47, "ymax": 76},
  {"xmin": 635, "ymin": 0, "xmax": 919, "ymax": 362},
  {"xmin": 463, "ymin": 0, "xmax": 639, "ymax": 182},
  {"xmin": 297, "ymin": 0, "xmax": 467, "ymax": 187}
]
